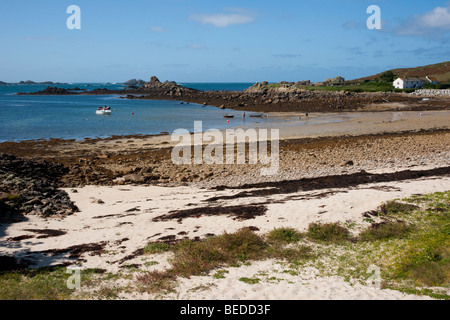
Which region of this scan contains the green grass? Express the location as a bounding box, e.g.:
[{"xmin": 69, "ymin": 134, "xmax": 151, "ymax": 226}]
[
  {"xmin": 312, "ymin": 191, "xmax": 450, "ymax": 298},
  {"xmin": 268, "ymin": 81, "xmax": 400, "ymax": 93},
  {"xmin": 137, "ymin": 227, "xmax": 313, "ymax": 293},
  {"xmin": 213, "ymin": 270, "xmax": 229, "ymax": 279},
  {"xmin": 306, "ymin": 222, "xmax": 352, "ymax": 243},
  {"xmin": 378, "ymin": 201, "xmax": 419, "ymax": 216},
  {"xmin": 239, "ymin": 277, "xmax": 260, "ymax": 284},
  {"xmin": 267, "ymin": 227, "xmax": 303, "ymax": 244},
  {"xmin": 143, "ymin": 242, "xmax": 171, "ymax": 254},
  {"xmin": 169, "ymin": 228, "xmax": 268, "ymax": 277},
  {"xmin": 0, "ymin": 267, "xmax": 103, "ymax": 300},
  {"xmin": 358, "ymin": 222, "xmax": 411, "ymax": 241}
]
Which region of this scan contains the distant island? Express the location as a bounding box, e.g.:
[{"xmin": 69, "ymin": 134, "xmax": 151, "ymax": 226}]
[
  {"xmin": 0, "ymin": 79, "xmax": 146, "ymax": 86},
  {"xmin": 0, "ymin": 80, "xmax": 69, "ymax": 86}
]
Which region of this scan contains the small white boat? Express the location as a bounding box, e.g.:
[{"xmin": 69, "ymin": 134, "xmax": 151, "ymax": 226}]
[{"xmin": 96, "ymin": 106, "xmax": 112, "ymax": 115}]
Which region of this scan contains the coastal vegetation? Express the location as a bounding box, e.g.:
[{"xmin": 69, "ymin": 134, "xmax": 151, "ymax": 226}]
[
  {"xmin": 107, "ymin": 190, "xmax": 450, "ymax": 299},
  {"xmin": 2, "ymin": 191, "xmax": 446, "ymax": 299},
  {"xmin": 268, "ymin": 80, "xmax": 399, "ymax": 93}
]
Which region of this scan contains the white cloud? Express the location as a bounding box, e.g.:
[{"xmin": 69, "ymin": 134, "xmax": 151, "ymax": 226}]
[
  {"xmin": 418, "ymin": 6, "xmax": 450, "ymax": 29},
  {"xmin": 190, "ymin": 11, "xmax": 255, "ymax": 27},
  {"xmin": 396, "ymin": 5, "xmax": 450, "ymax": 36}
]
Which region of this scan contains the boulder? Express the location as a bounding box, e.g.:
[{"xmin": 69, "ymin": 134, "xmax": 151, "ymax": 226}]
[{"xmin": 122, "ymin": 174, "xmax": 146, "ymax": 184}]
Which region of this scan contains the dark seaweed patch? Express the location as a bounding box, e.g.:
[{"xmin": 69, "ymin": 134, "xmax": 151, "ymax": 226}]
[
  {"xmin": 206, "ymin": 167, "xmax": 450, "ymax": 202},
  {"xmin": 41, "ymin": 241, "xmax": 108, "ymax": 259},
  {"xmin": 152, "ymin": 205, "xmax": 267, "ymax": 223},
  {"xmin": 23, "ymin": 229, "xmax": 66, "ymax": 239}
]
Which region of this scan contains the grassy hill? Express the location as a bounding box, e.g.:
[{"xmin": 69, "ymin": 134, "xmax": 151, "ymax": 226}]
[{"xmin": 354, "ymin": 61, "xmax": 450, "ymax": 83}]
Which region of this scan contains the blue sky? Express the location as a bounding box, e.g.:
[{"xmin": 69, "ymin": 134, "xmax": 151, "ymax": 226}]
[{"xmin": 0, "ymin": 0, "xmax": 449, "ymax": 82}]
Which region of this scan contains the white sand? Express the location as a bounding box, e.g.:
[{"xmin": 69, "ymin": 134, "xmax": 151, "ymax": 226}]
[{"xmin": 1, "ymin": 171, "xmax": 449, "ymax": 300}]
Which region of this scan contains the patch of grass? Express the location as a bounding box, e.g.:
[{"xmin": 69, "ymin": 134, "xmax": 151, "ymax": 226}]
[
  {"xmin": 91, "ymin": 285, "xmax": 124, "ymax": 300},
  {"xmin": 137, "ymin": 227, "xmax": 313, "ymax": 293},
  {"xmin": 267, "ymin": 227, "xmax": 303, "ymax": 244},
  {"xmin": 239, "ymin": 277, "xmax": 260, "ymax": 284},
  {"xmin": 359, "ymin": 222, "xmax": 411, "ymax": 241},
  {"xmin": 171, "ymin": 228, "xmax": 268, "ymax": 277},
  {"xmin": 378, "ymin": 201, "xmax": 419, "ymax": 216},
  {"xmin": 394, "ymin": 231, "xmax": 449, "ymax": 287},
  {"xmin": 143, "ymin": 242, "xmax": 171, "ymax": 254},
  {"xmin": 213, "ymin": 270, "xmax": 229, "ymax": 279},
  {"xmin": 0, "ymin": 267, "xmax": 102, "ymax": 300},
  {"xmin": 143, "ymin": 261, "xmax": 159, "ymax": 267},
  {"xmin": 307, "ymin": 222, "xmax": 352, "ymax": 243},
  {"xmin": 269, "ymin": 246, "xmax": 313, "ymax": 264},
  {"xmin": 320, "ymin": 191, "xmax": 450, "ymax": 298},
  {"xmin": 136, "ymin": 270, "xmax": 177, "ymax": 294}
]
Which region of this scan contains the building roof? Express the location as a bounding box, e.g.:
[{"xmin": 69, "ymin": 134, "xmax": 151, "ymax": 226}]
[{"xmin": 397, "ymin": 78, "xmax": 424, "ymax": 82}]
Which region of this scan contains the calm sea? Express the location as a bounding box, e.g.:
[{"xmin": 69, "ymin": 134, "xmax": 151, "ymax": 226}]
[{"xmin": 0, "ymin": 82, "xmax": 280, "ymax": 142}]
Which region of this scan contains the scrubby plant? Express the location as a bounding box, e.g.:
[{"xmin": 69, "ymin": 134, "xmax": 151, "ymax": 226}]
[
  {"xmin": 307, "ymin": 222, "xmax": 352, "ymax": 243},
  {"xmin": 358, "ymin": 221, "xmax": 411, "ymax": 241},
  {"xmin": 267, "ymin": 227, "xmax": 303, "ymax": 244}
]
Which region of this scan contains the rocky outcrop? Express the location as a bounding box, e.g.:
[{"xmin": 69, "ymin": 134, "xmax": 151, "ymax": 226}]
[
  {"xmin": 0, "ymin": 154, "xmax": 78, "ymax": 218},
  {"xmin": 324, "ymin": 76, "xmax": 345, "ymax": 85},
  {"xmin": 17, "ymin": 86, "xmax": 76, "ymax": 95},
  {"xmin": 140, "ymin": 76, "xmax": 198, "ymax": 96},
  {"xmin": 18, "ymin": 80, "xmax": 56, "ymax": 85},
  {"xmin": 295, "ymin": 80, "xmax": 311, "ymax": 86},
  {"xmin": 123, "ymin": 79, "xmax": 146, "ymax": 86}
]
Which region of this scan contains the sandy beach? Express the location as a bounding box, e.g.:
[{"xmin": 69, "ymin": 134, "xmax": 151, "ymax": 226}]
[
  {"xmin": 2, "ymin": 176, "xmax": 449, "ymax": 299},
  {"xmin": 1, "ymin": 110, "xmax": 449, "ymax": 300}
]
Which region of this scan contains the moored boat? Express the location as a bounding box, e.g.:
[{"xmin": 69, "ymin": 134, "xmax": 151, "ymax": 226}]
[
  {"xmin": 96, "ymin": 106, "xmax": 112, "ymax": 115},
  {"xmin": 223, "ymin": 114, "xmax": 234, "ymax": 118}
]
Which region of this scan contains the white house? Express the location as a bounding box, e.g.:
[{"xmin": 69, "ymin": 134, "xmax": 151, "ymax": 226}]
[
  {"xmin": 393, "ymin": 76, "xmax": 439, "ymax": 89},
  {"xmin": 393, "ymin": 78, "xmax": 424, "ymax": 89}
]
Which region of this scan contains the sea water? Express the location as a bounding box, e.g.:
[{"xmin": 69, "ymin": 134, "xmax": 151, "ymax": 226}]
[
  {"xmin": 0, "ymin": 83, "xmax": 276, "ymax": 142},
  {"xmin": 0, "ymin": 83, "xmax": 350, "ymax": 142}
]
